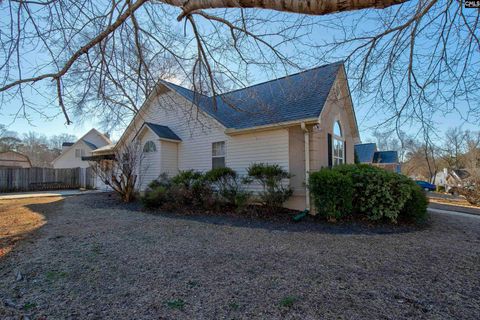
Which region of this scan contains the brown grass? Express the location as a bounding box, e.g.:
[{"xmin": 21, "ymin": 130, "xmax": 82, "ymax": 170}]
[{"xmin": 0, "ymin": 197, "xmax": 61, "ymax": 257}]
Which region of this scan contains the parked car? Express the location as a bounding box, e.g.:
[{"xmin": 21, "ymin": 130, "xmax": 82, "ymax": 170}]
[{"xmin": 415, "ymin": 180, "xmax": 436, "ymax": 191}]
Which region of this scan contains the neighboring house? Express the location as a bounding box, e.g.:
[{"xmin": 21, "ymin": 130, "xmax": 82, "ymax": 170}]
[
  {"xmin": 0, "ymin": 151, "xmax": 32, "ymax": 168},
  {"xmin": 446, "ymin": 169, "xmax": 471, "ymax": 187},
  {"xmin": 52, "ymin": 129, "xmax": 111, "ymax": 169},
  {"xmin": 354, "ymin": 143, "xmax": 401, "ymax": 173},
  {"xmin": 52, "ymin": 129, "xmax": 111, "ymax": 189},
  {"xmin": 93, "ymin": 61, "xmax": 361, "ymax": 211}
]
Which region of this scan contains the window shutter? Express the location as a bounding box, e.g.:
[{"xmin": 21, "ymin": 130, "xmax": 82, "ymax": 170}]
[
  {"xmin": 328, "ymin": 133, "xmax": 332, "ymax": 168},
  {"xmin": 344, "ymin": 141, "xmax": 347, "ymax": 163}
]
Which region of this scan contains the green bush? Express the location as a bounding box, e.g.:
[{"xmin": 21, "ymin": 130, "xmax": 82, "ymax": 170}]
[
  {"xmin": 141, "ymin": 186, "xmax": 168, "ymax": 209},
  {"xmin": 247, "ymin": 163, "xmax": 293, "ymax": 210},
  {"xmin": 204, "ymin": 167, "xmax": 251, "ymax": 210},
  {"xmin": 400, "ymin": 185, "xmax": 429, "ymax": 223},
  {"xmin": 308, "ymin": 164, "xmax": 428, "ymax": 224},
  {"xmin": 170, "ymin": 170, "xmax": 213, "ymax": 208},
  {"xmin": 309, "ymin": 169, "xmax": 353, "ymax": 220}
]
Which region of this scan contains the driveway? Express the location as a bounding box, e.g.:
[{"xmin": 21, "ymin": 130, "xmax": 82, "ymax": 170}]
[{"xmin": 0, "ymin": 193, "xmax": 479, "ymax": 319}]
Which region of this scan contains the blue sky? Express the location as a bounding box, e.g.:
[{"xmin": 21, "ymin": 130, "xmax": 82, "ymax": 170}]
[{"xmin": 1, "ymin": 3, "xmax": 478, "ymax": 142}]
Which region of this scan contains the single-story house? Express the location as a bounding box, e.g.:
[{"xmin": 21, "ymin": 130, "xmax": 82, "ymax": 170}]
[
  {"xmin": 354, "ymin": 142, "xmax": 401, "ymax": 173},
  {"xmin": 52, "ymin": 128, "xmax": 111, "ymax": 188},
  {"xmin": 0, "ymin": 151, "xmax": 32, "ymax": 168},
  {"xmin": 94, "ymin": 61, "xmax": 361, "ymax": 211}
]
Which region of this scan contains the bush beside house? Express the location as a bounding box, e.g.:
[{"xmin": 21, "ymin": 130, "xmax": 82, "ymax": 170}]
[
  {"xmin": 309, "ymin": 164, "xmax": 428, "ymax": 224},
  {"xmin": 141, "ymin": 163, "xmax": 291, "ymax": 213}
]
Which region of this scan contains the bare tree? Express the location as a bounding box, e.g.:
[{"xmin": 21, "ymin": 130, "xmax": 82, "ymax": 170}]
[
  {"xmin": 0, "ymin": 0, "xmax": 477, "ymax": 137},
  {"xmin": 89, "ymin": 143, "xmax": 143, "ymax": 202}
]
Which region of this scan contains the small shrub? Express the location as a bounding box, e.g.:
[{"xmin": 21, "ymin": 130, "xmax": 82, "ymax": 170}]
[
  {"xmin": 400, "ymin": 185, "xmax": 429, "ymax": 223},
  {"xmin": 247, "ymin": 163, "xmax": 292, "ymax": 210},
  {"xmin": 309, "ymin": 169, "xmax": 353, "ymax": 220},
  {"xmin": 171, "ymin": 170, "xmax": 213, "ymax": 208},
  {"xmin": 141, "ymin": 186, "xmax": 168, "ymax": 209},
  {"xmin": 205, "ymin": 167, "xmax": 252, "ymax": 210}
]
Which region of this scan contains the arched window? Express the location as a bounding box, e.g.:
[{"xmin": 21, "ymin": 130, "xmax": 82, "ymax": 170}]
[
  {"xmin": 143, "ymin": 141, "xmax": 156, "ymax": 153},
  {"xmin": 332, "ymin": 121, "xmax": 344, "ymax": 166}
]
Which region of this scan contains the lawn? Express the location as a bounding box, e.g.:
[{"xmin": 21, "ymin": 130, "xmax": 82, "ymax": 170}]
[{"xmin": 0, "ymin": 193, "xmax": 479, "ymax": 319}]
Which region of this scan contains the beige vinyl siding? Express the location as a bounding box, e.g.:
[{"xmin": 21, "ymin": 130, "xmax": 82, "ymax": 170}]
[
  {"xmin": 138, "ymin": 130, "xmax": 161, "ymax": 190},
  {"xmin": 160, "ymin": 141, "xmax": 179, "ymax": 176},
  {"xmin": 120, "ymin": 89, "xmax": 291, "ymax": 192}
]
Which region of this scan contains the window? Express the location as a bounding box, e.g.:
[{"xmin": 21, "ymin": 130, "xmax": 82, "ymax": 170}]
[
  {"xmin": 332, "ymin": 121, "xmax": 344, "ymax": 166},
  {"xmin": 143, "ymin": 141, "xmax": 156, "ymax": 153},
  {"xmin": 75, "ymin": 149, "xmax": 85, "ymax": 158},
  {"xmin": 212, "ymin": 141, "xmax": 225, "ymax": 169}
]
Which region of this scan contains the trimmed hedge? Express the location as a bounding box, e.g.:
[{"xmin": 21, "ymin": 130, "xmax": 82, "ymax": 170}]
[
  {"xmin": 309, "ymin": 170, "xmax": 353, "ymax": 220},
  {"xmin": 309, "ymin": 164, "xmax": 428, "ymax": 224}
]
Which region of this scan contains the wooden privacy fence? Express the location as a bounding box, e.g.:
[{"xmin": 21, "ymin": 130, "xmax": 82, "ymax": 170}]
[{"xmin": 0, "ymin": 167, "xmax": 83, "ymax": 192}]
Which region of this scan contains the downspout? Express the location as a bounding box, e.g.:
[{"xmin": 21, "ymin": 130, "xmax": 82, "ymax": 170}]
[{"xmin": 301, "ymin": 122, "xmax": 310, "ymax": 211}]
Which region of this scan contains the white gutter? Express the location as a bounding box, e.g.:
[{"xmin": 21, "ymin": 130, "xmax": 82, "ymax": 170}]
[
  {"xmin": 301, "ymin": 122, "xmax": 310, "ymax": 211},
  {"xmin": 225, "ymin": 118, "xmax": 318, "ymax": 136}
]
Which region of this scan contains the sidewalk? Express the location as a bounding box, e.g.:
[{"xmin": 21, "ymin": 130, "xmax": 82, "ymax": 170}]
[{"xmin": 0, "ymin": 189, "xmax": 105, "ymax": 200}]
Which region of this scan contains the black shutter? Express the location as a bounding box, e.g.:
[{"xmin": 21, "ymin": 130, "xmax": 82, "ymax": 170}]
[
  {"xmin": 344, "ymin": 141, "xmax": 347, "ymax": 164},
  {"xmin": 328, "ymin": 133, "xmax": 333, "ymax": 168}
]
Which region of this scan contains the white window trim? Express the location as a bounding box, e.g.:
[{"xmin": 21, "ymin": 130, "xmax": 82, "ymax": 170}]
[
  {"xmin": 212, "ymin": 141, "xmax": 226, "ymax": 168},
  {"xmin": 332, "ymin": 120, "xmax": 344, "ymax": 166}
]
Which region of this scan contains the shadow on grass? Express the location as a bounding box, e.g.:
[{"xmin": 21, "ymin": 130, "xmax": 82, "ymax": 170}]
[{"xmin": 0, "ymin": 197, "xmax": 65, "ymax": 259}]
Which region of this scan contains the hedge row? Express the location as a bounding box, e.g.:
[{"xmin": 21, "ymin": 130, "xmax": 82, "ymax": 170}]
[{"xmin": 309, "ymin": 164, "xmax": 428, "ymax": 223}]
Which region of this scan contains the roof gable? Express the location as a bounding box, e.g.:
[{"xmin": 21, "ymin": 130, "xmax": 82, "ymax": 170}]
[
  {"xmin": 161, "ymin": 61, "xmax": 343, "ymax": 129},
  {"xmin": 133, "ymin": 122, "xmax": 182, "ymax": 142}
]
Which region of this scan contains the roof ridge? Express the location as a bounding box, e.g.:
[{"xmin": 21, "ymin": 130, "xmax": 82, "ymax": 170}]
[
  {"xmin": 220, "ymin": 61, "xmax": 343, "ymax": 97},
  {"xmin": 161, "ymin": 61, "xmax": 343, "ymax": 99}
]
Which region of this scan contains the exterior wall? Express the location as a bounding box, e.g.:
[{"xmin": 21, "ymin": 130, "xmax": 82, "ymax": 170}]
[
  {"xmin": 138, "ymin": 129, "xmax": 162, "ymax": 190},
  {"xmin": 160, "ymin": 141, "xmax": 179, "ymax": 176},
  {"xmin": 311, "ymin": 69, "xmax": 359, "ymax": 172},
  {"xmin": 285, "ymin": 69, "xmax": 361, "ymax": 212},
  {"xmin": 120, "ymin": 89, "xmax": 290, "ymax": 191},
  {"xmin": 0, "ymin": 152, "xmax": 31, "ymax": 168},
  {"xmin": 52, "ymin": 140, "xmax": 93, "ymax": 169}
]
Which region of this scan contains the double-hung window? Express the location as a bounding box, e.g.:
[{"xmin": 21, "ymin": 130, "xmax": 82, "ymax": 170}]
[{"xmin": 212, "ymin": 141, "xmax": 226, "ymax": 169}]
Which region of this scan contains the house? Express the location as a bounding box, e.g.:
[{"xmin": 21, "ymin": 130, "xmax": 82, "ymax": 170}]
[
  {"xmin": 93, "ymin": 61, "xmax": 361, "ymax": 210},
  {"xmin": 52, "ymin": 128, "xmax": 111, "ymax": 188},
  {"xmin": 0, "ymin": 151, "xmax": 32, "ymax": 168},
  {"xmin": 354, "ymin": 143, "xmax": 401, "ymax": 173}
]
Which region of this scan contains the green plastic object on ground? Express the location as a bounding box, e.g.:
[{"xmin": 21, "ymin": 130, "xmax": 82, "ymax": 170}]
[{"xmin": 293, "ymin": 209, "xmax": 309, "ymax": 222}]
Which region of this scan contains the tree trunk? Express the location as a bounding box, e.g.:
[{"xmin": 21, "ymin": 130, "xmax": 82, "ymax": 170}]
[{"xmin": 161, "ymin": 0, "xmax": 407, "ymax": 20}]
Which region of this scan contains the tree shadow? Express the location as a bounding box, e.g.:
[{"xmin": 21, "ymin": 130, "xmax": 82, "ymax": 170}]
[{"xmin": 0, "ymin": 197, "xmax": 65, "ymax": 259}]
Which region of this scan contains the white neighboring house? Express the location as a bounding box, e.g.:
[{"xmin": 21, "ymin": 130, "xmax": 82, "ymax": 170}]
[
  {"xmin": 52, "ymin": 128, "xmax": 112, "ymax": 189},
  {"xmin": 92, "ymin": 62, "xmax": 361, "ymax": 211}
]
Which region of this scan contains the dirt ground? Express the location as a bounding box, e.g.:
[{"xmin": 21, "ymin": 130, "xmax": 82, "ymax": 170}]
[{"xmin": 0, "ymin": 193, "xmax": 479, "ymax": 319}]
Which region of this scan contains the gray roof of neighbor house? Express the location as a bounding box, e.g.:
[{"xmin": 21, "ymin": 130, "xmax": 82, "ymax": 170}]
[
  {"xmin": 62, "ymin": 142, "xmax": 74, "ymax": 147},
  {"xmin": 452, "ymin": 169, "xmax": 471, "ymax": 180},
  {"xmin": 160, "ymin": 61, "xmax": 343, "ymax": 129},
  {"xmin": 82, "ymin": 140, "xmax": 98, "ymax": 150},
  {"xmin": 354, "ymin": 143, "xmax": 377, "ymax": 163},
  {"xmin": 373, "ymin": 151, "xmax": 399, "ymax": 164},
  {"xmin": 144, "ymin": 122, "xmax": 182, "ymax": 141}
]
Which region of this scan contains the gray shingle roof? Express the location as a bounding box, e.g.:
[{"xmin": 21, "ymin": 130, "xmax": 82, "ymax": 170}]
[
  {"xmin": 373, "ymin": 151, "xmax": 399, "ymax": 164},
  {"xmin": 160, "ymin": 61, "xmax": 343, "ymax": 129},
  {"xmin": 145, "ymin": 122, "xmax": 182, "ymax": 141},
  {"xmin": 354, "ymin": 143, "xmax": 377, "ymax": 163},
  {"xmin": 82, "ymin": 140, "xmax": 97, "ymax": 150}
]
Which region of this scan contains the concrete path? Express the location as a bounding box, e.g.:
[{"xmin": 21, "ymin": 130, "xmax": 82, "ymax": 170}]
[
  {"xmin": 0, "ymin": 189, "xmax": 104, "ymax": 200},
  {"xmin": 428, "ymin": 207, "xmax": 480, "ymax": 219}
]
